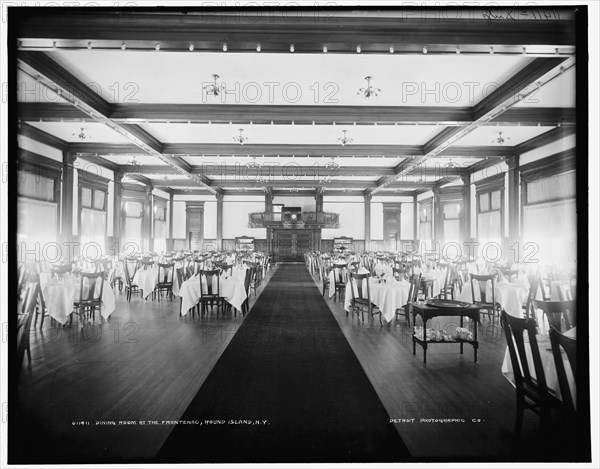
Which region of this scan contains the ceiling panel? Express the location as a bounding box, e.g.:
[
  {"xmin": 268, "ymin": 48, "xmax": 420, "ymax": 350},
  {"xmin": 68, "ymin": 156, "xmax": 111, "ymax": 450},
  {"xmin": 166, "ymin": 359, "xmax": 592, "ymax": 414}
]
[
  {"xmin": 139, "ymin": 122, "xmax": 442, "ymax": 145},
  {"xmin": 28, "ymin": 121, "xmax": 133, "ymax": 143},
  {"xmin": 454, "ymin": 125, "xmax": 554, "ymax": 146},
  {"xmin": 45, "ymin": 50, "xmax": 534, "ymax": 107}
]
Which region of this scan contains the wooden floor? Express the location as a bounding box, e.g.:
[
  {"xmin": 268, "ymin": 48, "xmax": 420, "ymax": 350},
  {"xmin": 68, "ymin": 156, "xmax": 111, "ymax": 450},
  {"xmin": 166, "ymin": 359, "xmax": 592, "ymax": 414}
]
[{"xmin": 15, "ymin": 264, "xmax": 577, "ymax": 463}]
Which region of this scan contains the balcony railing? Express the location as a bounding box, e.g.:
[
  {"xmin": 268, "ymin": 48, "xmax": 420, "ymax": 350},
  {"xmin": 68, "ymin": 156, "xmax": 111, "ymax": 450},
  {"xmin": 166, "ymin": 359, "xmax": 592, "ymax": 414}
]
[{"xmin": 248, "ymin": 211, "xmax": 340, "ymax": 229}]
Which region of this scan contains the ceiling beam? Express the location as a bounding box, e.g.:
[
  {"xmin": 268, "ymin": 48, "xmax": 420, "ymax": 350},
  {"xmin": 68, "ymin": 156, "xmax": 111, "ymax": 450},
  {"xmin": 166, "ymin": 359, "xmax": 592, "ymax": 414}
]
[
  {"xmin": 16, "ymin": 10, "xmax": 576, "ymax": 53},
  {"xmin": 19, "ymin": 102, "xmax": 576, "ymax": 127},
  {"xmin": 17, "ymin": 51, "xmax": 220, "ymax": 195},
  {"xmin": 154, "ymin": 179, "xmax": 436, "ymax": 190},
  {"xmin": 369, "ymin": 56, "xmax": 573, "ymax": 195}
]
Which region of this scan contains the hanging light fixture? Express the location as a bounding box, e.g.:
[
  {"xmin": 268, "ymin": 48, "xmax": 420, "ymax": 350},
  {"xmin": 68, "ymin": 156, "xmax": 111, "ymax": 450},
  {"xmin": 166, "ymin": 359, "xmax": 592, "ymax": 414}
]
[
  {"xmin": 357, "ymin": 76, "xmax": 381, "ymax": 98},
  {"xmin": 338, "ymin": 130, "xmax": 354, "ymax": 146},
  {"xmin": 233, "ymin": 128, "xmax": 248, "ymax": 145},
  {"xmin": 492, "ymin": 131, "xmax": 511, "ymax": 145},
  {"xmin": 203, "ymin": 74, "xmax": 224, "ymax": 97},
  {"xmin": 73, "ymin": 127, "xmax": 90, "ymax": 140}
]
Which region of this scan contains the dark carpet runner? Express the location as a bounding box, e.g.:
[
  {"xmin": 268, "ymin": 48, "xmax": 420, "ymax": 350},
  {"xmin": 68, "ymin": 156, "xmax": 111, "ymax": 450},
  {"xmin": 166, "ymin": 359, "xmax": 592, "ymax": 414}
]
[{"xmin": 157, "ymin": 264, "xmax": 411, "ymax": 463}]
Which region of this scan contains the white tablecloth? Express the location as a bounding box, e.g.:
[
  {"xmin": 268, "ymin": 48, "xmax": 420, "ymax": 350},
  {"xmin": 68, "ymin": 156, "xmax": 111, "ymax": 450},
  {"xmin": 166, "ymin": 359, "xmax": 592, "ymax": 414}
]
[
  {"xmin": 344, "ymin": 278, "xmax": 411, "ymax": 323},
  {"xmin": 501, "ymin": 327, "xmax": 576, "ymax": 406},
  {"xmin": 42, "ymin": 277, "xmax": 116, "ymax": 325},
  {"xmin": 133, "ymin": 268, "xmax": 158, "ymax": 299},
  {"xmin": 178, "ymin": 267, "xmax": 248, "ymax": 315},
  {"xmin": 458, "ymin": 280, "xmax": 529, "ymax": 318}
]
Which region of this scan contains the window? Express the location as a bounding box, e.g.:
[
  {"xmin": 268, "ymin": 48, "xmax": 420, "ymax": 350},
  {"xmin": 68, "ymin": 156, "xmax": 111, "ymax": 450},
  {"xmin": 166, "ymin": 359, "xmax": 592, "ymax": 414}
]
[
  {"xmin": 419, "ymin": 201, "xmax": 433, "ymax": 250},
  {"xmin": 79, "ymin": 183, "xmax": 108, "ymax": 258},
  {"xmin": 521, "ymin": 159, "xmax": 577, "ymax": 269},
  {"xmin": 123, "ymin": 200, "xmax": 143, "ymax": 255},
  {"xmin": 475, "ymin": 176, "xmax": 504, "ymax": 258},
  {"xmin": 153, "ymin": 198, "xmax": 167, "ymax": 253},
  {"xmin": 16, "ymin": 153, "xmax": 61, "ymax": 262},
  {"xmin": 442, "ymin": 203, "xmax": 461, "ymax": 245}
]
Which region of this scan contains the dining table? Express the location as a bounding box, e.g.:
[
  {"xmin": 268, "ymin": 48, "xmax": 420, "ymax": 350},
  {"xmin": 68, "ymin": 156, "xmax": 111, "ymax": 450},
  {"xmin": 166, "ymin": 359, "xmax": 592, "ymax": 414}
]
[
  {"xmin": 41, "ymin": 274, "xmax": 116, "ymax": 325},
  {"xmin": 458, "ymin": 277, "xmax": 530, "ymax": 318},
  {"xmin": 343, "ymin": 273, "xmax": 411, "ymax": 323},
  {"xmin": 178, "ymin": 266, "xmax": 248, "ymax": 316},
  {"xmin": 501, "ymin": 326, "xmax": 576, "ymax": 406}
]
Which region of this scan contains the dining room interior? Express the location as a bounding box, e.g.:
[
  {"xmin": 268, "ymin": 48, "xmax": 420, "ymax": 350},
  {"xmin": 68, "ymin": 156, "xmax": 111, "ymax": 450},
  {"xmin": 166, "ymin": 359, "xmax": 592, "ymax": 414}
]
[{"xmin": 6, "ymin": 4, "xmax": 594, "ymax": 466}]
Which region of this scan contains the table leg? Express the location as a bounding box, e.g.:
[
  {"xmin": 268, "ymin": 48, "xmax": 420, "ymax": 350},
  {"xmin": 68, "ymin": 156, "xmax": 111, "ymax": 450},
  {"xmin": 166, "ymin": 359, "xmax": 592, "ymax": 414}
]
[
  {"xmin": 412, "ymin": 308, "xmax": 417, "ymax": 355},
  {"xmin": 423, "ymin": 318, "xmax": 427, "ymax": 364},
  {"xmin": 474, "ymin": 318, "xmax": 479, "ymax": 363},
  {"xmin": 460, "ymin": 315, "xmax": 464, "ymax": 354}
]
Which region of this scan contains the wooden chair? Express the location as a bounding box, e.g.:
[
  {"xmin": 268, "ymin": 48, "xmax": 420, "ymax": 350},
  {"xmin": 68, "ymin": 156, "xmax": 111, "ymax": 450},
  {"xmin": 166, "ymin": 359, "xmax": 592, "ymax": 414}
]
[
  {"xmin": 175, "ymin": 266, "xmax": 187, "ymax": 316},
  {"xmin": 549, "ymin": 326, "xmax": 577, "ymax": 416},
  {"xmin": 470, "ymin": 273, "xmax": 502, "ymax": 325},
  {"xmin": 140, "ymin": 259, "xmax": 154, "ymax": 270},
  {"xmin": 348, "ymin": 272, "xmax": 382, "ymax": 325},
  {"xmin": 17, "ymin": 280, "xmax": 38, "ymax": 378},
  {"xmin": 197, "ymin": 269, "xmax": 222, "ymax": 317},
  {"xmin": 73, "ymin": 271, "xmax": 105, "ymax": 323},
  {"xmin": 396, "ymin": 273, "xmax": 421, "ymax": 327},
  {"xmin": 332, "ymin": 263, "xmax": 348, "ymax": 301},
  {"xmin": 153, "ymin": 263, "xmax": 175, "ymax": 301},
  {"xmin": 218, "ymin": 263, "xmax": 234, "ymax": 276},
  {"xmin": 532, "ymin": 299, "xmax": 576, "ymax": 333},
  {"xmin": 523, "ymin": 274, "xmax": 539, "ymax": 319},
  {"xmin": 439, "ymin": 264, "xmax": 458, "ymax": 300},
  {"xmin": 321, "ymin": 264, "xmax": 333, "ymax": 298},
  {"xmin": 501, "ymin": 311, "xmax": 562, "ymax": 436},
  {"xmin": 241, "ymin": 267, "xmax": 253, "ymax": 317},
  {"xmin": 123, "ymin": 259, "xmax": 140, "ymax": 302}
]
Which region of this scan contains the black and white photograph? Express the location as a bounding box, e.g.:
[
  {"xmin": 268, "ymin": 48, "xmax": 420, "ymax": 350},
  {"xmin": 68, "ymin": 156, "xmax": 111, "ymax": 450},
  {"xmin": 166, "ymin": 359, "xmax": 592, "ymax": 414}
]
[{"xmin": 1, "ymin": 2, "xmax": 598, "ymax": 467}]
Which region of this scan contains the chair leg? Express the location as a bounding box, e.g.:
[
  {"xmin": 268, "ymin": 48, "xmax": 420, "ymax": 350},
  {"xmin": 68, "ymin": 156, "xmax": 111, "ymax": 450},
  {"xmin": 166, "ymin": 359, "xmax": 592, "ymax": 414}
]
[{"xmin": 515, "ymin": 393, "xmax": 525, "ymax": 437}]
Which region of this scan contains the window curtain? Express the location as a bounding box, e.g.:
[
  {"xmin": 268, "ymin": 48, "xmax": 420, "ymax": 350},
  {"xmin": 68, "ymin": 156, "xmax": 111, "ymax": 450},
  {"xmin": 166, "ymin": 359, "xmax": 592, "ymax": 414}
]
[
  {"xmin": 523, "ymin": 198, "xmax": 576, "ymax": 266},
  {"xmin": 123, "ymin": 218, "xmax": 143, "ymax": 255},
  {"xmin": 527, "ymin": 171, "xmax": 575, "ymax": 204},
  {"xmin": 80, "ymin": 209, "xmax": 107, "ymax": 258},
  {"xmin": 17, "ymin": 197, "xmax": 57, "ymax": 261},
  {"xmin": 443, "ymin": 220, "xmax": 461, "ymax": 244},
  {"xmin": 18, "ymin": 171, "xmax": 55, "ymax": 201},
  {"xmin": 154, "ymin": 220, "xmax": 167, "ymax": 253}
]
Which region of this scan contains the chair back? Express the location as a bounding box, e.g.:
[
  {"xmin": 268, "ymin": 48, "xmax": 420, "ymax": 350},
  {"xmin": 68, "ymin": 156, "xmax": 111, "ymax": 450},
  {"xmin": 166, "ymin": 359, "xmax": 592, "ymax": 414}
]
[
  {"xmin": 332, "ymin": 263, "xmax": 348, "ymax": 284},
  {"xmin": 501, "ymin": 310, "xmax": 550, "ymax": 398},
  {"xmin": 470, "ymin": 273, "xmax": 496, "ymax": 305},
  {"xmin": 124, "ymin": 259, "xmax": 139, "ymax": 286},
  {"xmin": 193, "ymin": 259, "xmax": 204, "ymax": 275},
  {"xmin": 322, "ymin": 264, "xmax": 333, "ymax": 281},
  {"xmin": 218, "ymin": 263, "xmax": 233, "ymax": 276},
  {"xmin": 141, "ymin": 259, "xmax": 154, "ymax": 270},
  {"xmin": 200, "ymin": 269, "xmax": 220, "ymax": 298},
  {"xmin": 157, "ymin": 263, "xmax": 174, "ymax": 285},
  {"xmin": 79, "ymin": 271, "xmax": 105, "ymax": 303},
  {"xmin": 175, "ymin": 266, "xmax": 186, "ymax": 287},
  {"xmin": 408, "ymin": 273, "xmax": 421, "ymax": 302},
  {"xmin": 17, "ymin": 281, "xmax": 38, "ymax": 376},
  {"xmin": 532, "ymin": 299, "xmax": 575, "ymax": 332},
  {"xmin": 524, "ymin": 274, "xmax": 540, "ymax": 318},
  {"xmin": 549, "ymin": 326, "xmax": 577, "ymax": 414},
  {"xmin": 51, "ymin": 263, "xmax": 72, "ymax": 278},
  {"xmin": 243, "ymin": 266, "xmax": 253, "ymax": 296},
  {"xmin": 556, "ymin": 283, "xmax": 573, "ymax": 301},
  {"xmin": 349, "ymin": 272, "xmax": 372, "ymax": 316}
]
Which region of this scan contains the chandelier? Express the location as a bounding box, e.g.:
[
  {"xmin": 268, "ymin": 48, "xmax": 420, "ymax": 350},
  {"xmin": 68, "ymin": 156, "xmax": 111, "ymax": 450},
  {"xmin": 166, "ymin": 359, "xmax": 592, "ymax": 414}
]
[
  {"xmin": 338, "ymin": 130, "xmax": 353, "ymax": 146},
  {"xmin": 246, "ymin": 156, "xmax": 268, "ymax": 183},
  {"xmin": 357, "ymin": 76, "xmax": 381, "ymax": 98},
  {"xmin": 234, "ymin": 128, "xmax": 248, "ymax": 145},
  {"xmin": 73, "ymin": 127, "xmax": 89, "ymax": 140},
  {"xmin": 444, "ymin": 159, "xmax": 458, "ymax": 168},
  {"xmin": 203, "ymin": 74, "xmax": 224, "ymax": 97},
  {"xmin": 493, "ymin": 131, "xmax": 511, "ymax": 145},
  {"xmin": 319, "ymin": 157, "xmax": 340, "ymax": 184}
]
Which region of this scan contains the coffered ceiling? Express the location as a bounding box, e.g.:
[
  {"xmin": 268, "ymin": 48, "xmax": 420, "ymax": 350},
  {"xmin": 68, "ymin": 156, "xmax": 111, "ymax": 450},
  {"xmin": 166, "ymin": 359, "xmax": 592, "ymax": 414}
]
[{"xmin": 14, "ymin": 7, "xmax": 578, "ymax": 197}]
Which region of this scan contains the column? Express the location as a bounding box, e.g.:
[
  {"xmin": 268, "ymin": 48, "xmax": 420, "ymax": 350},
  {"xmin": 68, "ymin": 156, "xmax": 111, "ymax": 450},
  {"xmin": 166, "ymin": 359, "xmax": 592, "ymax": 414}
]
[
  {"xmin": 112, "ymin": 171, "xmax": 123, "ymax": 256},
  {"xmin": 413, "ymin": 194, "xmax": 418, "ymax": 241},
  {"xmin": 216, "ymin": 192, "xmax": 223, "ymax": 250},
  {"xmin": 186, "ymin": 201, "xmax": 205, "ymax": 251},
  {"xmin": 506, "ymin": 156, "xmax": 520, "ymax": 246},
  {"xmin": 167, "ymin": 191, "xmax": 174, "ymax": 251},
  {"xmin": 315, "ymin": 187, "xmax": 324, "ymax": 212},
  {"xmin": 364, "ymin": 193, "xmax": 371, "ymax": 252},
  {"xmin": 264, "ymin": 186, "xmax": 274, "ymax": 212},
  {"xmin": 61, "ymin": 152, "xmax": 76, "ymax": 247},
  {"xmin": 432, "ymin": 187, "xmax": 442, "ymax": 245},
  {"xmin": 144, "ymin": 184, "xmax": 153, "ymax": 252},
  {"xmin": 461, "ymin": 173, "xmax": 472, "ymax": 246}
]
